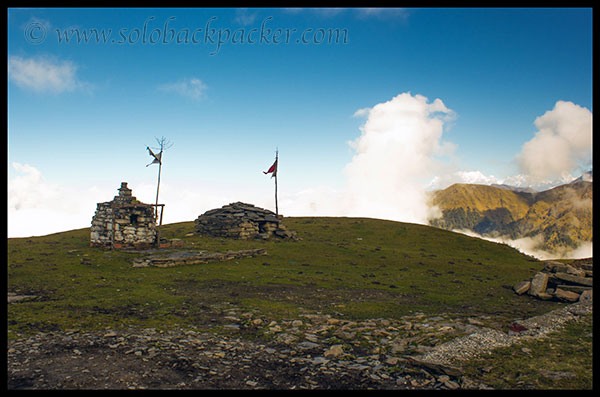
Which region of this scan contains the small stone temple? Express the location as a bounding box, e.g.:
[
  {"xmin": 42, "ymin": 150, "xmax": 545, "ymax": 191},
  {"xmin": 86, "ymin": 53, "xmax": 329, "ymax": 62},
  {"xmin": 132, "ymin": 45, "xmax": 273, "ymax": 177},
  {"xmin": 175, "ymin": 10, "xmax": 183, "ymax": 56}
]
[
  {"xmin": 90, "ymin": 182, "xmax": 157, "ymax": 248},
  {"xmin": 194, "ymin": 202, "xmax": 297, "ymax": 240}
]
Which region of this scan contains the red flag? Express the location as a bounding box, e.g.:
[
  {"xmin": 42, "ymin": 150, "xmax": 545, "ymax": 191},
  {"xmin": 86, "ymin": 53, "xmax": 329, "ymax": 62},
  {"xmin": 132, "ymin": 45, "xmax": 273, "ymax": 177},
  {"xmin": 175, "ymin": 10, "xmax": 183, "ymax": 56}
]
[{"xmin": 263, "ymin": 159, "xmax": 277, "ymax": 178}]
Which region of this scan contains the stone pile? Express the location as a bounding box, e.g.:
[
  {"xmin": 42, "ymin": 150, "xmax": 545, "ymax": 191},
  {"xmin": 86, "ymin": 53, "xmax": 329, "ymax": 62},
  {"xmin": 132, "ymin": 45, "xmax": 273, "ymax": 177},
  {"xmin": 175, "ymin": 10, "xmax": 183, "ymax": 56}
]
[
  {"xmin": 90, "ymin": 182, "xmax": 157, "ymax": 249},
  {"xmin": 194, "ymin": 202, "xmax": 297, "ymax": 240},
  {"xmin": 513, "ymin": 258, "xmax": 593, "ymax": 303}
]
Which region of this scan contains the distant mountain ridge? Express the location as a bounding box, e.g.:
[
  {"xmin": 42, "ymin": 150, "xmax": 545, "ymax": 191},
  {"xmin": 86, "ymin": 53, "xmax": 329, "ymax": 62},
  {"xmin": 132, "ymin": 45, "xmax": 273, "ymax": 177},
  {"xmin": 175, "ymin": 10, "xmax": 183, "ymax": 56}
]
[
  {"xmin": 428, "ymin": 174, "xmax": 593, "ymax": 254},
  {"xmin": 490, "ymin": 184, "xmax": 538, "ymax": 194}
]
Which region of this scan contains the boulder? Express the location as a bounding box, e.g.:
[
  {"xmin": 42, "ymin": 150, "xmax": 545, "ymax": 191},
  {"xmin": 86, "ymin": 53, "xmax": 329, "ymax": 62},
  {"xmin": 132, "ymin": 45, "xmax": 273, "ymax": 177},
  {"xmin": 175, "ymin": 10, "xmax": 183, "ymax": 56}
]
[
  {"xmin": 513, "ymin": 280, "xmax": 530, "ymax": 295},
  {"xmin": 553, "ymin": 288, "xmax": 580, "ymax": 303},
  {"xmin": 565, "ymin": 264, "xmax": 586, "ymax": 278},
  {"xmin": 555, "ymin": 284, "xmax": 591, "ymax": 294},
  {"xmin": 554, "ymin": 272, "xmax": 593, "ymax": 287},
  {"xmin": 544, "ymin": 261, "xmax": 569, "ymax": 273},
  {"xmin": 579, "ymin": 289, "xmax": 593, "ymax": 303},
  {"xmin": 528, "ymin": 272, "xmax": 549, "ymax": 297},
  {"xmin": 515, "ymin": 259, "xmax": 593, "ymax": 302}
]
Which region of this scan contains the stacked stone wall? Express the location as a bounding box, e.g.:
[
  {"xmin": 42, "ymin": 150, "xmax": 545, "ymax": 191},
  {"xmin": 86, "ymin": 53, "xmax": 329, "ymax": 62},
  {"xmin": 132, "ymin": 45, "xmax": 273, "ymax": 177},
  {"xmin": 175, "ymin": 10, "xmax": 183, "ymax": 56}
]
[
  {"xmin": 90, "ymin": 182, "xmax": 157, "ymax": 248},
  {"xmin": 195, "ymin": 202, "xmax": 296, "ymax": 240}
]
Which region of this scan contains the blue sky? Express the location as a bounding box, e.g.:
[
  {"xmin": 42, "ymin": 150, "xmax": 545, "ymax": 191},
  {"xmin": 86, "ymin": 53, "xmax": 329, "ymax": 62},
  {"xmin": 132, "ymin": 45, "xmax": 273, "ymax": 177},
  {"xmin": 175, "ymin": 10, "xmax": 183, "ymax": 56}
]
[{"xmin": 7, "ymin": 8, "xmax": 593, "ymax": 237}]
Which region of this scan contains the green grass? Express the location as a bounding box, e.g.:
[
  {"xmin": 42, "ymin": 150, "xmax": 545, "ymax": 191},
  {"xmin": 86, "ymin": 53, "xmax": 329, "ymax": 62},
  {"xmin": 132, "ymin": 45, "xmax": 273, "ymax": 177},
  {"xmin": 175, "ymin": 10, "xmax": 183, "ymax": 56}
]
[
  {"xmin": 461, "ymin": 314, "xmax": 593, "ymax": 389},
  {"xmin": 8, "ymin": 217, "xmax": 564, "ymax": 336}
]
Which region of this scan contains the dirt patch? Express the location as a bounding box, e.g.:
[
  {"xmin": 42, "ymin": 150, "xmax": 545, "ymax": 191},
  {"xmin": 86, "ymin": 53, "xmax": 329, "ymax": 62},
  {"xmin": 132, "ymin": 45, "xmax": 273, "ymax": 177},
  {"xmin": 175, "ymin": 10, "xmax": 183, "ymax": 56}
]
[{"xmin": 172, "ymin": 279, "xmax": 420, "ymax": 317}]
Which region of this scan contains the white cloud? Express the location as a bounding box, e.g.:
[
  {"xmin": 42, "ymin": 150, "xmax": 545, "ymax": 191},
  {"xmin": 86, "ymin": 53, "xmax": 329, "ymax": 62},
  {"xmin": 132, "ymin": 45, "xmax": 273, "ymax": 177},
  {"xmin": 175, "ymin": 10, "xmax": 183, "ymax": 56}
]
[
  {"xmin": 8, "ymin": 55, "xmax": 89, "ymax": 94},
  {"xmin": 452, "ymin": 229, "xmax": 593, "ymax": 260},
  {"xmin": 158, "ymin": 78, "xmax": 207, "ymax": 100},
  {"xmin": 427, "ymin": 170, "xmax": 503, "ymax": 190},
  {"xmin": 282, "ymin": 92, "xmax": 456, "ymax": 224},
  {"xmin": 352, "ymin": 107, "xmax": 371, "ymax": 118},
  {"xmin": 280, "ymin": 186, "xmax": 346, "ymax": 217},
  {"xmin": 517, "ymin": 100, "xmax": 592, "ymax": 184},
  {"xmin": 342, "ymin": 93, "xmax": 455, "ymax": 223},
  {"xmin": 234, "ymin": 8, "xmax": 258, "ymax": 26},
  {"xmin": 7, "ymin": 162, "xmax": 251, "ymax": 237},
  {"xmin": 354, "ymin": 8, "xmax": 410, "ymax": 20},
  {"xmin": 8, "ymin": 163, "xmax": 104, "ymax": 237},
  {"xmin": 309, "ymin": 8, "xmax": 346, "ymax": 17}
]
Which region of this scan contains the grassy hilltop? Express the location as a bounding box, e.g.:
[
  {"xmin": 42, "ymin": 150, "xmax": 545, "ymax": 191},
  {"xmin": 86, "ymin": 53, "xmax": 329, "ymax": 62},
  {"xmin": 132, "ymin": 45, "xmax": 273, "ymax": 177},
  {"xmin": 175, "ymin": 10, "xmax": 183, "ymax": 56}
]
[{"xmin": 8, "ymin": 217, "xmax": 565, "ymax": 336}]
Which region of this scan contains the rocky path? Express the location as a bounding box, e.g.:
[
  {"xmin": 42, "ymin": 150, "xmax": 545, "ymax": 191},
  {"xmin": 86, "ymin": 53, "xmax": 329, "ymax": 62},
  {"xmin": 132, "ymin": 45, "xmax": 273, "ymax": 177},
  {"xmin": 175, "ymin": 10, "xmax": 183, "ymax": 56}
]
[
  {"xmin": 415, "ymin": 299, "xmax": 593, "ymax": 373},
  {"xmin": 7, "ymin": 299, "xmax": 592, "ymax": 390}
]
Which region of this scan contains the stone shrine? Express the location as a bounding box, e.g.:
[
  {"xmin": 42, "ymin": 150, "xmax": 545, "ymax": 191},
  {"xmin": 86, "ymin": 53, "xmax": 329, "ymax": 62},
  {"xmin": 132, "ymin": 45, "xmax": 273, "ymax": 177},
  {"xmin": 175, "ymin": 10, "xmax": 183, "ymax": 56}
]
[
  {"xmin": 90, "ymin": 182, "xmax": 157, "ymax": 248},
  {"xmin": 194, "ymin": 202, "xmax": 297, "ymax": 240}
]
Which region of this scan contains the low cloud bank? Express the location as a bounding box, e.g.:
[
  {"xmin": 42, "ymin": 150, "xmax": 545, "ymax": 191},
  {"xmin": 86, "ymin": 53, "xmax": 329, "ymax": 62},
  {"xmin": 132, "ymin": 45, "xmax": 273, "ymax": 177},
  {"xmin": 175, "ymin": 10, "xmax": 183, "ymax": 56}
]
[{"xmin": 452, "ymin": 229, "xmax": 593, "ymax": 260}]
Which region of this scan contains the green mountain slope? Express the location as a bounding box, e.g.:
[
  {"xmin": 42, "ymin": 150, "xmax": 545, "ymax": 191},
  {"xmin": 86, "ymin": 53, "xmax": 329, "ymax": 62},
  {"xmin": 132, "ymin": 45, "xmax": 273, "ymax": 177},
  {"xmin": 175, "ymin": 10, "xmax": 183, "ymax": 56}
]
[
  {"xmin": 428, "ymin": 181, "xmax": 593, "ymax": 253},
  {"xmin": 8, "ymin": 217, "xmax": 559, "ymax": 337}
]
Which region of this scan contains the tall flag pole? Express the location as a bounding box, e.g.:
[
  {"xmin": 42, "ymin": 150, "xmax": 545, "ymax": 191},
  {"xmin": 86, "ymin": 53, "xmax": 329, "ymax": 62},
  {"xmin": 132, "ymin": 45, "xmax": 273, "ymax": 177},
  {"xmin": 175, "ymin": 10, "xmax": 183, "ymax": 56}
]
[
  {"xmin": 146, "ymin": 137, "xmax": 172, "ymax": 220},
  {"xmin": 146, "ymin": 146, "xmax": 163, "ymax": 219},
  {"xmin": 263, "ymin": 148, "xmax": 279, "ymax": 220},
  {"xmin": 275, "ymin": 148, "xmax": 278, "ymax": 220}
]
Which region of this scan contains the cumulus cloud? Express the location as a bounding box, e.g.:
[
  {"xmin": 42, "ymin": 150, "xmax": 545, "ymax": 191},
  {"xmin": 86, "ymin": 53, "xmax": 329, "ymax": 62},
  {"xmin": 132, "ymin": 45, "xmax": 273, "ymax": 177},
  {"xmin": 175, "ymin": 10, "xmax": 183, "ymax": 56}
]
[
  {"xmin": 517, "ymin": 100, "xmax": 592, "ymax": 184},
  {"xmin": 8, "ymin": 55, "xmax": 89, "ymax": 94},
  {"xmin": 283, "ymin": 92, "xmax": 456, "ymax": 224},
  {"xmin": 341, "ymin": 93, "xmax": 456, "ymax": 223},
  {"xmin": 158, "ymin": 78, "xmax": 207, "ymax": 100},
  {"xmin": 8, "ymin": 163, "xmax": 103, "ymax": 237}
]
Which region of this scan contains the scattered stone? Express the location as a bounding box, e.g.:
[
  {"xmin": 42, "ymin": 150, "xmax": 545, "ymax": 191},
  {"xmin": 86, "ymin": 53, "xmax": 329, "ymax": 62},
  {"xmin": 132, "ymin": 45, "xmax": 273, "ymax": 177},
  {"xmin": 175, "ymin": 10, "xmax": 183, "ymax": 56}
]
[
  {"xmin": 539, "ymin": 370, "xmax": 576, "ymax": 380},
  {"xmin": 467, "ymin": 318, "xmax": 485, "ymax": 326},
  {"xmin": 406, "ymin": 357, "xmax": 463, "ymax": 377},
  {"xmin": 513, "ymin": 281, "xmax": 530, "ymax": 295},
  {"xmin": 324, "ymin": 345, "xmax": 344, "ymax": 358},
  {"xmin": 297, "ymin": 341, "xmax": 320, "ymax": 350},
  {"xmin": 385, "ymin": 357, "xmax": 402, "ymax": 365},
  {"xmin": 7, "ymin": 287, "xmax": 593, "ymax": 390}
]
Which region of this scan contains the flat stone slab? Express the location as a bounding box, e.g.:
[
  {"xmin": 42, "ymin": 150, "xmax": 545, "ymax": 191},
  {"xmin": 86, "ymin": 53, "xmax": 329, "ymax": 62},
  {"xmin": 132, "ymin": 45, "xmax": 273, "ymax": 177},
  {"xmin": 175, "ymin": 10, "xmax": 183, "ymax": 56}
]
[
  {"xmin": 554, "ymin": 272, "xmax": 593, "ymax": 287},
  {"xmin": 132, "ymin": 249, "xmax": 267, "ymax": 268},
  {"xmin": 8, "ymin": 293, "xmax": 37, "ymax": 303}
]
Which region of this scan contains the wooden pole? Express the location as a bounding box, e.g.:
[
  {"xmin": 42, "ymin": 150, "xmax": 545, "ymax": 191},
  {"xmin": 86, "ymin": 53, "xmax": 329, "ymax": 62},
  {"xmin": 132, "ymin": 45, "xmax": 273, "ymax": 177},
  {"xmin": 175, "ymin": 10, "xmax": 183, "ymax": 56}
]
[
  {"xmin": 156, "ymin": 204, "xmax": 164, "ymax": 247},
  {"xmin": 275, "ymin": 149, "xmax": 279, "ymax": 222},
  {"xmin": 155, "ymin": 160, "xmax": 162, "ymax": 220}
]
